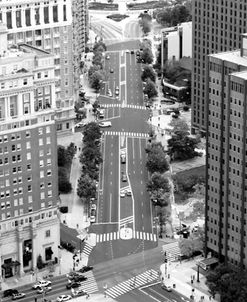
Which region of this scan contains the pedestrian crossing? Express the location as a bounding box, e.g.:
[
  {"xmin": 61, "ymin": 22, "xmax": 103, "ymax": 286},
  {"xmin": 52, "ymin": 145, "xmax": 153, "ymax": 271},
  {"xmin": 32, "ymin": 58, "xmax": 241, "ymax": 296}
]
[
  {"xmin": 105, "ymin": 269, "xmax": 159, "ymax": 299},
  {"xmin": 162, "ymin": 241, "xmax": 180, "ymax": 262},
  {"xmin": 119, "ymin": 215, "xmax": 134, "ymax": 227},
  {"xmin": 81, "ymin": 242, "xmax": 94, "ymax": 258},
  {"xmin": 103, "ymin": 131, "xmax": 149, "ymax": 138},
  {"xmin": 75, "ymin": 270, "xmax": 98, "ymax": 294},
  {"xmin": 95, "ymin": 231, "xmax": 157, "ymax": 243},
  {"xmin": 103, "ymin": 104, "xmax": 146, "ymax": 110}
]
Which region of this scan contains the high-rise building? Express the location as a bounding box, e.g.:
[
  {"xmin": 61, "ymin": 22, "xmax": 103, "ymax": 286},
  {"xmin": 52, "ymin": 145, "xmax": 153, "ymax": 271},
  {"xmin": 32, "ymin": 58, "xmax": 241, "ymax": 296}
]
[
  {"xmin": 205, "ymin": 33, "xmax": 247, "ymax": 269},
  {"xmin": 0, "ymin": 0, "xmax": 75, "ymax": 133},
  {"xmin": 72, "ymin": 0, "xmax": 88, "ymax": 99},
  {"xmin": 192, "ymin": 0, "xmax": 247, "ymax": 134},
  {"xmin": 0, "ymin": 25, "xmax": 59, "ymax": 279}
]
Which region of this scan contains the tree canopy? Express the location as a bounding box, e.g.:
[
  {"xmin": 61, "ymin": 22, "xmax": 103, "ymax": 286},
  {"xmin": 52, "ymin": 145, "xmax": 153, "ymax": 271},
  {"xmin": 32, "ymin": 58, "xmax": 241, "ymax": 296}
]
[
  {"xmin": 141, "ymin": 47, "xmax": 154, "ymax": 64},
  {"xmin": 146, "ymin": 142, "xmax": 169, "ymax": 174},
  {"xmin": 206, "ymin": 264, "xmax": 247, "ymax": 302},
  {"xmin": 147, "ymin": 173, "xmax": 171, "ymax": 207},
  {"xmin": 82, "ymin": 122, "xmax": 102, "ymax": 143},
  {"xmin": 141, "ymin": 65, "xmax": 156, "ymax": 83},
  {"xmin": 143, "ymin": 79, "xmax": 158, "ymax": 99},
  {"xmin": 77, "ymin": 174, "xmax": 97, "ymax": 200},
  {"xmin": 89, "ymin": 70, "xmax": 104, "ymax": 91}
]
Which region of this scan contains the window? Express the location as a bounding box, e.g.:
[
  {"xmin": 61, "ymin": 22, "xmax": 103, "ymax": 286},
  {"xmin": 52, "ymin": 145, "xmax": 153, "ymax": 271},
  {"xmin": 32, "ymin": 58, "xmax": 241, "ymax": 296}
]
[
  {"xmin": 47, "ymin": 170, "xmax": 51, "ymax": 176},
  {"xmin": 27, "ymin": 164, "xmax": 31, "ymax": 170},
  {"xmin": 46, "ymin": 137, "xmax": 51, "ymax": 144},
  {"xmin": 39, "ymin": 138, "xmax": 43, "ymax": 146},
  {"xmin": 0, "ymin": 97, "xmax": 5, "ymax": 119},
  {"xmin": 39, "ymin": 160, "xmax": 44, "ymax": 167},
  {"xmin": 10, "ymin": 95, "xmax": 18, "ymax": 117},
  {"xmin": 26, "ymin": 142, "xmax": 30, "ymax": 149},
  {"xmin": 53, "ymin": 6, "xmax": 58, "ymax": 22},
  {"xmin": 23, "ymin": 93, "xmax": 30, "ymax": 114},
  {"xmin": 28, "ymin": 185, "xmax": 32, "ymax": 192},
  {"xmin": 44, "ymin": 6, "xmax": 49, "ymax": 24},
  {"xmin": 45, "ymin": 230, "xmax": 51, "ymax": 237},
  {"xmin": 41, "ymin": 192, "xmax": 45, "ymax": 199},
  {"xmin": 46, "ymin": 126, "xmax": 50, "ymax": 133},
  {"xmin": 25, "ymin": 9, "xmax": 31, "ymax": 26},
  {"xmin": 47, "ymin": 158, "xmax": 51, "ymax": 165},
  {"xmin": 40, "ymin": 171, "xmax": 44, "ymax": 178},
  {"xmin": 16, "ymin": 10, "xmax": 22, "ymax": 28},
  {"xmin": 45, "ymin": 247, "xmax": 53, "ymax": 261},
  {"xmin": 27, "ymin": 153, "xmax": 31, "ymax": 160}
]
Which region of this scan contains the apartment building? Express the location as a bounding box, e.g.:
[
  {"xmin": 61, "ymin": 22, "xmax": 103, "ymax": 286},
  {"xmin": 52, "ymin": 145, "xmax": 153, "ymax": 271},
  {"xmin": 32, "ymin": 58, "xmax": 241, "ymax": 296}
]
[
  {"xmin": 206, "ymin": 34, "xmax": 247, "ymax": 269},
  {"xmin": 192, "ymin": 0, "xmax": 247, "ymax": 134},
  {"xmin": 0, "ymin": 25, "xmax": 59, "ymax": 279},
  {"xmin": 0, "ymin": 0, "xmax": 75, "ymax": 133}
]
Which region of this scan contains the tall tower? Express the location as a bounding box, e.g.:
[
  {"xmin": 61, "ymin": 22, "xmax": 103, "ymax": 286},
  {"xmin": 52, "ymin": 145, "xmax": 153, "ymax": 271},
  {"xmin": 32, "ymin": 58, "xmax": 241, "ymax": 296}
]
[
  {"xmin": 192, "ymin": 0, "xmax": 247, "ymax": 134},
  {"xmin": 0, "ymin": 25, "xmax": 59, "ymax": 279},
  {"xmin": 0, "ymin": 0, "xmax": 75, "ymax": 133},
  {"xmin": 206, "ymin": 34, "xmax": 247, "ymax": 269}
]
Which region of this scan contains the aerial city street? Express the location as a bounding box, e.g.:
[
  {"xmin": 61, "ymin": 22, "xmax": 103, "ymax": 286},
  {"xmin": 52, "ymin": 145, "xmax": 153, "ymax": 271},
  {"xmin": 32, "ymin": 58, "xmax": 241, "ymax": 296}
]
[{"xmin": 1, "ymin": 0, "xmax": 247, "ymax": 302}]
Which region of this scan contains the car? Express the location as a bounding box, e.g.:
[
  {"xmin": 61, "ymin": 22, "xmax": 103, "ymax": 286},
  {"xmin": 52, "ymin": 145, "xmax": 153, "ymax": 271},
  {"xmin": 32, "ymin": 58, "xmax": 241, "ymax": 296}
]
[
  {"xmin": 107, "ymin": 89, "xmax": 112, "ymax": 97},
  {"xmin": 56, "ymin": 295, "xmax": 72, "ymax": 302},
  {"xmin": 99, "ymin": 121, "xmax": 112, "ymax": 128},
  {"xmin": 161, "ymin": 284, "xmax": 172, "ymax": 292},
  {"xmin": 115, "ymin": 95, "xmax": 119, "ymax": 101},
  {"xmin": 75, "ymin": 122, "xmax": 86, "ymax": 129},
  {"xmin": 136, "ymin": 50, "xmax": 140, "ymax": 57},
  {"xmin": 126, "ymin": 50, "xmax": 130, "ymax": 53},
  {"xmin": 66, "ymin": 281, "xmax": 81, "ymax": 290},
  {"xmin": 106, "ymin": 55, "xmax": 110, "ymax": 60},
  {"xmin": 91, "ymin": 204, "xmax": 97, "ymax": 210},
  {"xmin": 98, "ymin": 109, "xmax": 105, "ymax": 119},
  {"xmin": 32, "ymin": 280, "xmax": 51, "ymax": 289},
  {"xmin": 126, "ymin": 188, "xmax": 132, "ymax": 196},
  {"xmin": 160, "ymin": 99, "xmax": 175, "ymax": 105},
  {"xmin": 12, "ymin": 293, "xmax": 26, "ymax": 300},
  {"xmin": 37, "ymin": 286, "xmax": 52, "ymax": 294},
  {"xmin": 115, "ymin": 86, "xmax": 119, "ymax": 95},
  {"xmin": 121, "ymin": 172, "xmax": 127, "ymax": 182},
  {"xmin": 90, "ymin": 209, "xmax": 96, "ymax": 223},
  {"xmin": 3, "ymin": 289, "xmax": 19, "ymax": 298},
  {"xmin": 77, "ymin": 266, "xmax": 93, "ymax": 273},
  {"xmin": 120, "ymin": 191, "xmax": 125, "ymax": 198},
  {"xmin": 71, "ymin": 289, "xmax": 87, "ymax": 297},
  {"xmin": 131, "ymin": 50, "xmax": 135, "ymax": 54},
  {"xmin": 120, "ymin": 153, "xmax": 126, "ymax": 164},
  {"xmin": 110, "ymin": 68, "xmax": 114, "ymax": 73},
  {"xmin": 72, "ymin": 275, "xmax": 88, "ymax": 283}
]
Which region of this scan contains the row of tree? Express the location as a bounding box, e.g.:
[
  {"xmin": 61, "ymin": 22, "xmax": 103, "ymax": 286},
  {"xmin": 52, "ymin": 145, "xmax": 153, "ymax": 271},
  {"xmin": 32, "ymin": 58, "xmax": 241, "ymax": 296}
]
[
  {"xmin": 57, "ymin": 143, "xmax": 76, "ymax": 193},
  {"xmin": 77, "ymin": 122, "xmax": 103, "ymax": 203},
  {"xmin": 88, "ymin": 41, "xmax": 107, "ymax": 92},
  {"xmin": 138, "ymin": 12, "xmax": 152, "ymax": 35}
]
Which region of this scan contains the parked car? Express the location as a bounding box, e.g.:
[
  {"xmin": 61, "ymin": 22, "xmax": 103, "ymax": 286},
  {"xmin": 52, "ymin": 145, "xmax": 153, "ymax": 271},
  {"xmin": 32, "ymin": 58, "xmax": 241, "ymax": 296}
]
[
  {"xmin": 90, "ymin": 209, "xmax": 96, "ymax": 223},
  {"xmin": 99, "ymin": 121, "xmax": 112, "ymax": 128},
  {"xmin": 56, "ymin": 295, "xmax": 72, "ymax": 302},
  {"xmin": 107, "ymin": 89, "xmax": 112, "ymax": 97},
  {"xmin": 131, "ymin": 50, "xmax": 135, "ymax": 54},
  {"xmin": 78, "ymin": 266, "xmax": 93, "ymax": 273},
  {"xmin": 121, "ymin": 172, "xmax": 127, "ymax": 182},
  {"xmin": 120, "ymin": 191, "xmax": 126, "ymax": 198},
  {"xmin": 12, "ymin": 293, "xmax": 26, "ymax": 300},
  {"xmin": 106, "ymin": 55, "xmax": 110, "ymax": 60},
  {"xmin": 125, "ymin": 188, "xmax": 132, "ymax": 196},
  {"xmin": 120, "ymin": 153, "xmax": 126, "ymax": 164},
  {"xmin": 91, "ymin": 204, "xmax": 97, "ymax": 211},
  {"xmin": 115, "ymin": 86, "xmax": 119, "ymax": 95},
  {"xmin": 161, "ymin": 284, "xmax": 172, "ymax": 292},
  {"xmin": 110, "ymin": 68, "xmax": 114, "ymax": 73},
  {"xmin": 32, "ymin": 280, "xmax": 51, "ymax": 289},
  {"xmin": 66, "ymin": 281, "xmax": 81, "ymax": 290},
  {"xmin": 72, "ymin": 289, "xmax": 87, "ymax": 297},
  {"xmin": 3, "ymin": 289, "xmax": 19, "ymax": 298},
  {"xmin": 37, "ymin": 286, "xmax": 52, "ymax": 294}
]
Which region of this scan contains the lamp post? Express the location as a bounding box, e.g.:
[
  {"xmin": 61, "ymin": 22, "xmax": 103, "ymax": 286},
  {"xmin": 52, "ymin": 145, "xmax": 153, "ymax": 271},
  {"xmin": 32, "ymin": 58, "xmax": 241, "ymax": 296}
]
[{"xmin": 196, "ymin": 263, "xmax": 200, "ymax": 282}]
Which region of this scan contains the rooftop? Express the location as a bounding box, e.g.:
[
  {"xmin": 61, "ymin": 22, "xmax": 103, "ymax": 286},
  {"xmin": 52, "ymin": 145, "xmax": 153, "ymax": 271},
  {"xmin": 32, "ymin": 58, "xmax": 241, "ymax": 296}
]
[{"xmin": 210, "ymin": 49, "xmax": 247, "ymax": 67}]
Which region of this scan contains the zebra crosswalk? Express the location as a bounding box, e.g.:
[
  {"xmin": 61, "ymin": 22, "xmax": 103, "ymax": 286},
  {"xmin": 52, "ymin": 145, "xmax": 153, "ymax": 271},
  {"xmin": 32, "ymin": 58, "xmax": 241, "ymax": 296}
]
[
  {"xmin": 119, "ymin": 215, "xmax": 134, "ymax": 227},
  {"xmin": 162, "ymin": 241, "xmax": 180, "ymax": 262},
  {"xmin": 103, "ymin": 131, "xmax": 149, "ymax": 138},
  {"xmin": 95, "ymin": 231, "xmax": 157, "ymax": 243},
  {"xmin": 81, "ymin": 242, "xmax": 94, "ymax": 258},
  {"xmin": 105, "ymin": 269, "xmax": 159, "ymax": 299},
  {"xmin": 103, "ymin": 103, "xmax": 146, "ymax": 110},
  {"xmin": 75, "ymin": 270, "xmax": 98, "ymax": 294}
]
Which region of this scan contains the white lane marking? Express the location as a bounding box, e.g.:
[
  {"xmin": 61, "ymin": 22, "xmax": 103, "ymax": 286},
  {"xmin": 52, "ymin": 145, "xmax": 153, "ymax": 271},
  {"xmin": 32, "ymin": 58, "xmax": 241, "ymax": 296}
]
[{"xmin": 109, "ymin": 193, "xmax": 112, "ymax": 223}]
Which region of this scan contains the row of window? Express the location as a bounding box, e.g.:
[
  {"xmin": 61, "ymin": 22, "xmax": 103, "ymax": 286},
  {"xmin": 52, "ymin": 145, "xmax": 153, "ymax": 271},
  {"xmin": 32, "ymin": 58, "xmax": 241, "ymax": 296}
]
[{"xmin": 0, "ymin": 127, "xmax": 51, "ymax": 143}]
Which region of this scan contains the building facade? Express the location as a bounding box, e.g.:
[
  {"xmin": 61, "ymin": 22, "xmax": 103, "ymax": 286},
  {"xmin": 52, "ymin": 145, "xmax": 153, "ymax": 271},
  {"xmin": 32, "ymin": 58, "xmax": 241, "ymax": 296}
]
[
  {"xmin": 192, "ymin": 0, "xmax": 247, "ymax": 134},
  {"xmin": 206, "ymin": 34, "xmax": 247, "ymax": 269},
  {"xmin": 72, "ymin": 0, "xmax": 88, "ymax": 100},
  {"xmin": 0, "ymin": 0, "xmax": 75, "ymax": 133},
  {"xmin": 161, "ymin": 22, "xmax": 192, "ymax": 71},
  {"xmin": 0, "ymin": 25, "xmax": 60, "ymax": 279}
]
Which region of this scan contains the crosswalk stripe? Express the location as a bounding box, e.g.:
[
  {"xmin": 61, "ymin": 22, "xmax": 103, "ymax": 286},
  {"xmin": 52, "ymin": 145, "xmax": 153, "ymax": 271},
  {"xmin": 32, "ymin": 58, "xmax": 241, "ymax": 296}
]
[
  {"xmin": 105, "ymin": 269, "xmax": 159, "ymax": 298},
  {"xmin": 95, "ymin": 231, "xmax": 157, "ymax": 243}
]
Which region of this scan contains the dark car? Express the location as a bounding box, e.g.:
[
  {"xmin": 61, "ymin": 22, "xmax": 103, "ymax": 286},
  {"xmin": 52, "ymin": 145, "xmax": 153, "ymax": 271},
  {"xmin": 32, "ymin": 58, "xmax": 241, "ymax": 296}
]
[
  {"xmin": 3, "ymin": 289, "xmax": 19, "ymax": 298},
  {"xmin": 121, "ymin": 172, "xmax": 127, "ymax": 182},
  {"xmin": 78, "ymin": 266, "xmax": 93, "ymax": 273},
  {"xmin": 73, "ymin": 275, "xmax": 87, "ymax": 282},
  {"xmin": 66, "ymin": 281, "xmax": 81, "ymax": 290}
]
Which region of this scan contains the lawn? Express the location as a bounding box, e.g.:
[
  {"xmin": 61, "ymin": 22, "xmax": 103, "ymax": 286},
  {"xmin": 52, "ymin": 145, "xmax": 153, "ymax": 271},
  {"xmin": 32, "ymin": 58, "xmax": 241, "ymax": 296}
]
[{"xmin": 175, "ymin": 165, "xmax": 206, "ymax": 179}]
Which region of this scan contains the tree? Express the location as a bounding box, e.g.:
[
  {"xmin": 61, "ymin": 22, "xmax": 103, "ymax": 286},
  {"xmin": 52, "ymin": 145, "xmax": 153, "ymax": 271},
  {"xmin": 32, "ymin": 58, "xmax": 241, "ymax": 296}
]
[
  {"xmin": 83, "ymin": 122, "xmax": 102, "ymax": 143},
  {"xmin": 80, "ymin": 145, "xmax": 102, "ymax": 166},
  {"xmin": 88, "ymin": 65, "xmax": 101, "ymax": 79},
  {"xmin": 92, "ymin": 100, "xmax": 100, "ymax": 115},
  {"xmin": 58, "ymin": 167, "xmax": 72, "ymax": 193},
  {"xmin": 93, "ymin": 41, "xmax": 107, "ymax": 52},
  {"xmin": 169, "ymin": 118, "xmax": 190, "ymax": 136},
  {"xmin": 147, "ymin": 172, "xmax": 170, "ymax": 192},
  {"xmin": 89, "ymin": 70, "xmax": 104, "ymax": 91},
  {"xmin": 168, "ymin": 131, "xmax": 200, "ymax": 160},
  {"xmin": 92, "ymin": 52, "xmax": 103, "ymax": 68},
  {"xmin": 141, "ymin": 47, "xmax": 154, "ymax": 64},
  {"xmin": 178, "ymin": 238, "xmax": 195, "ymax": 257},
  {"xmin": 139, "ymin": 18, "xmax": 152, "ymax": 34},
  {"xmin": 57, "ymin": 146, "xmax": 67, "ymax": 167},
  {"xmin": 143, "ymin": 79, "xmax": 158, "ymax": 99},
  {"xmin": 141, "ymin": 65, "xmax": 156, "ymax": 83},
  {"xmin": 155, "ymin": 4, "xmax": 191, "ymax": 27},
  {"xmin": 37, "ymin": 255, "xmax": 44, "ymax": 269},
  {"xmin": 77, "ymin": 174, "xmax": 96, "ymax": 200},
  {"xmin": 146, "ymin": 142, "xmax": 169, "ymax": 174}
]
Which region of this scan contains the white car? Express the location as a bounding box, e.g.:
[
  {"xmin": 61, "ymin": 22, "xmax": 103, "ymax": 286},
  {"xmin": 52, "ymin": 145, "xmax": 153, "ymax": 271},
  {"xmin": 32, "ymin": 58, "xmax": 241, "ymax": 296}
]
[
  {"xmin": 107, "ymin": 89, "xmax": 112, "ymax": 97},
  {"xmin": 120, "ymin": 191, "xmax": 125, "ymax": 198},
  {"xmin": 72, "ymin": 289, "xmax": 87, "ymax": 297},
  {"xmin": 32, "ymin": 280, "xmax": 51, "ymax": 289},
  {"xmin": 75, "ymin": 122, "xmax": 86, "ymax": 129},
  {"xmin": 57, "ymin": 295, "xmax": 72, "ymax": 302},
  {"xmin": 37, "ymin": 286, "xmax": 52, "ymax": 294},
  {"xmin": 106, "ymin": 55, "xmax": 110, "ymax": 60},
  {"xmin": 125, "ymin": 188, "xmax": 132, "ymax": 196},
  {"xmin": 99, "ymin": 121, "xmax": 112, "ymax": 128},
  {"xmin": 161, "ymin": 284, "xmax": 172, "ymax": 292},
  {"xmin": 91, "ymin": 204, "xmax": 97, "ymax": 210}
]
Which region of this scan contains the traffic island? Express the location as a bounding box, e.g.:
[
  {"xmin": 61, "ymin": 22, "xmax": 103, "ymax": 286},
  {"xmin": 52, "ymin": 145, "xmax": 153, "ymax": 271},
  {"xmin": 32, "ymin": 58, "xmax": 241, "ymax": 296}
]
[{"xmin": 120, "ymin": 227, "xmax": 133, "ymax": 240}]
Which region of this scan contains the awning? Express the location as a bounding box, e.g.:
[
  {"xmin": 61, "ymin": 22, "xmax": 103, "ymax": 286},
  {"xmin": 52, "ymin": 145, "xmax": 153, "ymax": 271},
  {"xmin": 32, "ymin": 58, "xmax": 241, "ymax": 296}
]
[
  {"xmin": 2, "ymin": 260, "xmax": 20, "ymax": 269},
  {"xmin": 198, "ymin": 257, "xmax": 218, "ymax": 270}
]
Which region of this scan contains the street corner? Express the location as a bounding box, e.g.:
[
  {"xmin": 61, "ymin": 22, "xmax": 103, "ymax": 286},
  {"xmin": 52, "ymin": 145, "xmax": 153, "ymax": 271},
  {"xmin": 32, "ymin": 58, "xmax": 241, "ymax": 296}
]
[
  {"xmin": 86, "ymin": 233, "xmax": 97, "ymax": 246},
  {"xmin": 120, "ymin": 227, "xmax": 133, "ymax": 240}
]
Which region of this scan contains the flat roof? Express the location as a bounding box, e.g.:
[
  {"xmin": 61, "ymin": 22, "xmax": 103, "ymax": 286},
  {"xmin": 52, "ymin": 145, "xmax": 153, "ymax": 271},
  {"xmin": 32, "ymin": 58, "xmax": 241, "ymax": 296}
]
[
  {"xmin": 199, "ymin": 257, "xmax": 218, "ymax": 266},
  {"xmin": 210, "ymin": 50, "xmax": 247, "ymax": 68}
]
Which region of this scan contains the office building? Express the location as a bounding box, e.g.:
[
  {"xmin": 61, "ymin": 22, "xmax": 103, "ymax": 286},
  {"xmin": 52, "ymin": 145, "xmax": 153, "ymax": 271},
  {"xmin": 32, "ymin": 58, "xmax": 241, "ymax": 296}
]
[
  {"xmin": 192, "ymin": 0, "xmax": 247, "ymax": 134},
  {"xmin": 0, "ymin": 25, "xmax": 59, "ymax": 279},
  {"xmin": 206, "ymin": 33, "xmax": 247, "ymax": 269},
  {"xmin": 0, "ymin": 0, "xmax": 75, "ymax": 133},
  {"xmin": 161, "ymin": 22, "xmax": 192, "ymax": 71}
]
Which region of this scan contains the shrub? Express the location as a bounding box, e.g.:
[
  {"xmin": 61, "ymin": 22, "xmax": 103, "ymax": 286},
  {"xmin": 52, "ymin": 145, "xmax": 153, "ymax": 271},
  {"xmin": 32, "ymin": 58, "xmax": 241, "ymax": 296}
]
[{"xmin": 37, "ymin": 255, "xmax": 44, "ymax": 269}]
